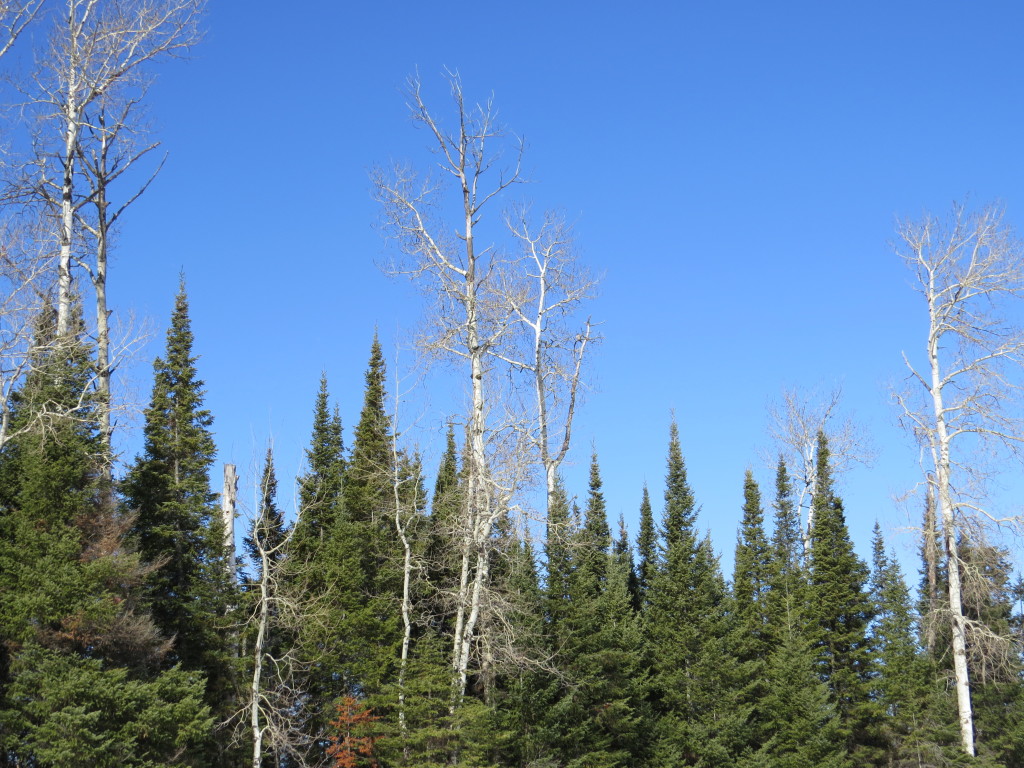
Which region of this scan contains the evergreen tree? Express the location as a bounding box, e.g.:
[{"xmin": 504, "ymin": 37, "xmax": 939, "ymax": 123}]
[
  {"xmin": 290, "ymin": 373, "xmax": 345, "ymax": 565},
  {"xmin": 120, "ymin": 281, "xmax": 237, "ymax": 764},
  {"xmin": 342, "ymin": 333, "xmax": 397, "ymax": 597},
  {"xmin": 575, "ymin": 451, "xmax": 611, "ymax": 598},
  {"xmin": 339, "ymin": 334, "xmax": 401, "ymax": 693},
  {"xmin": 426, "ymin": 422, "xmax": 461, "ymax": 613},
  {"xmin": 755, "ymin": 633, "xmax": 849, "ymax": 768},
  {"xmin": 0, "ymin": 305, "xmax": 211, "ymax": 765},
  {"xmin": 537, "ymin": 454, "xmax": 646, "ymax": 768},
  {"xmin": 766, "ymin": 456, "xmax": 807, "ymax": 643},
  {"xmin": 635, "ymin": 484, "xmax": 656, "ymax": 612},
  {"xmin": 286, "ymin": 375, "xmax": 353, "ymax": 757},
  {"xmin": 645, "ymin": 421, "xmax": 745, "ymax": 766},
  {"xmin": 869, "ymin": 523, "xmax": 940, "ymax": 765},
  {"xmin": 806, "ymin": 432, "xmax": 882, "ymax": 764},
  {"xmin": 544, "ymin": 474, "xmax": 575, "ymax": 636},
  {"xmin": 244, "ymin": 446, "xmax": 287, "ymax": 571},
  {"xmin": 731, "ymin": 469, "xmax": 772, "ymax": 753},
  {"xmin": 614, "ymin": 513, "xmax": 640, "ymax": 612}
]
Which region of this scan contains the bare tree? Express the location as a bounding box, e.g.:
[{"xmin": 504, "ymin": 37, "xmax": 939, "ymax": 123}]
[
  {"xmin": 27, "ymin": 0, "xmax": 202, "ymax": 341},
  {"xmin": 0, "ymin": 208, "xmax": 52, "ymax": 449},
  {"xmin": 75, "ymin": 87, "xmax": 166, "ymax": 475},
  {"xmin": 494, "ymin": 206, "xmax": 597, "ymax": 517},
  {"xmin": 892, "ymin": 201, "xmax": 1024, "ymax": 757},
  {"xmin": 0, "ymin": 0, "xmax": 43, "ymax": 61},
  {"xmin": 373, "ymin": 72, "xmax": 526, "ymax": 714},
  {"xmin": 766, "ymin": 385, "xmax": 873, "ymax": 552},
  {"xmin": 240, "ymin": 460, "xmax": 324, "ymax": 768}
]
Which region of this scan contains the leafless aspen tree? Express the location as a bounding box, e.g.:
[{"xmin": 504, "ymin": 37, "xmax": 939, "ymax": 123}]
[
  {"xmin": 0, "ymin": 0, "xmax": 42, "ymax": 61},
  {"xmin": 893, "ymin": 202, "xmax": 1024, "ymax": 757},
  {"xmin": 766, "ymin": 385, "xmax": 873, "ymax": 552},
  {"xmin": 373, "ymin": 73, "xmax": 527, "ymax": 713},
  {"xmin": 28, "ymin": 0, "xmax": 202, "ymax": 337},
  {"xmin": 240, "ymin": 461, "xmax": 322, "ymax": 768},
  {"xmin": 0, "ymin": 209, "xmax": 52, "ymax": 449},
  {"xmin": 495, "ymin": 207, "xmax": 597, "ymax": 517}
]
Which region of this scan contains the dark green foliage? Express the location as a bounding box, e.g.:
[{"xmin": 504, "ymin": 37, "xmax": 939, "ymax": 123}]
[
  {"xmin": 731, "ymin": 470, "xmax": 772, "ymax": 754},
  {"xmin": 615, "ymin": 513, "xmax": 640, "ymax": 612},
  {"xmin": 542, "ymin": 454, "xmax": 646, "ymax": 768},
  {"xmin": 635, "ymin": 484, "xmax": 656, "ymax": 612},
  {"xmin": 754, "ymin": 633, "xmax": 849, "ymax": 768},
  {"xmin": 426, "ymin": 422, "xmax": 462, "ymax": 618},
  {"xmin": 120, "ymin": 283, "xmax": 238, "ymax": 766},
  {"xmin": 575, "ymin": 452, "xmax": 611, "ymax": 598},
  {"xmin": 645, "ymin": 422, "xmax": 747, "ymax": 766},
  {"xmin": 3, "ymin": 645, "xmax": 211, "ymax": 767},
  {"xmin": 121, "ymin": 283, "xmax": 234, "ymax": 672},
  {"xmin": 291, "ymin": 373, "xmax": 345, "ymax": 563},
  {"xmin": 0, "ymin": 306, "xmax": 211, "ymax": 766},
  {"xmin": 244, "ymin": 446, "xmax": 288, "ymax": 571},
  {"xmin": 766, "ymin": 456, "xmax": 807, "ymax": 643},
  {"xmin": 806, "ymin": 432, "xmax": 882, "ymax": 764},
  {"xmin": 544, "ymin": 474, "xmax": 575, "ymax": 635}
]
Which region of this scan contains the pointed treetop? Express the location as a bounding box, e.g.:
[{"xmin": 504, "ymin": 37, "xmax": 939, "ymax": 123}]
[{"xmin": 663, "ymin": 420, "xmax": 696, "ymax": 548}]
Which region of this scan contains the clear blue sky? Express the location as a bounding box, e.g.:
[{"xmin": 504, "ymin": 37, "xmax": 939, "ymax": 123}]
[{"xmin": 75, "ymin": 1, "xmax": 1024, "ymax": 574}]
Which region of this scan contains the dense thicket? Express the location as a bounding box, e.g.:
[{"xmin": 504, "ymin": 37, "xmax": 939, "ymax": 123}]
[{"xmin": 1, "ymin": 294, "xmax": 1021, "ymax": 766}]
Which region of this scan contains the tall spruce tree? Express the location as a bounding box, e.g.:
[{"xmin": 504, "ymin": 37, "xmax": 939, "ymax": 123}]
[
  {"xmin": 635, "ymin": 484, "xmax": 656, "ymax": 612},
  {"xmin": 121, "ymin": 281, "xmax": 237, "ymax": 764},
  {"xmin": 339, "ymin": 334, "xmax": 401, "ymax": 695},
  {"xmin": 0, "ymin": 304, "xmax": 211, "ymax": 765},
  {"xmin": 731, "ymin": 469, "xmax": 772, "ymax": 753},
  {"xmin": 290, "ymin": 373, "xmax": 345, "ymax": 564},
  {"xmin": 806, "ymin": 431, "xmax": 882, "ymax": 764},
  {"xmin": 544, "ymin": 474, "xmax": 575, "ymax": 637},
  {"xmin": 244, "ymin": 446, "xmax": 287, "ymax": 571},
  {"xmin": 286, "ymin": 375, "xmax": 353, "ymax": 756},
  {"xmin": 645, "ymin": 421, "xmax": 745, "ymax": 766},
  {"xmin": 869, "ymin": 523, "xmax": 938, "ymax": 765},
  {"xmin": 766, "ymin": 456, "xmax": 807, "ymax": 642}
]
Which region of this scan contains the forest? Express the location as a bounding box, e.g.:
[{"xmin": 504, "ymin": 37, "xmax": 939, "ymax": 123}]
[{"xmin": 1, "ymin": 1, "xmax": 1024, "ymax": 767}]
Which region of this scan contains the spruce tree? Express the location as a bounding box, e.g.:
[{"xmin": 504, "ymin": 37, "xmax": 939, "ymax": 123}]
[
  {"xmin": 0, "ymin": 305, "xmax": 211, "ymax": 765},
  {"xmin": 645, "ymin": 421, "xmax": 744, "ymax": 766},
  {"xmin": 290, "ymin": 373, "xmax": 345, "ymax": 565},
  {"xmin": 539, "ymin": 455, "xmax": 646, "ymax": 768},
  {"xmin": 120, "ymin": 281, "xmax": 237, "ymax": 759},
  {"xmin": 544, "ymin": 474, "xmax": 575, "ymax": 636},
  {"xmin": 766, "ymin": 456, "xmax": 807, "ymax": 642},
  {"xmin": 635, "ymin": 484, "xmax": 656, "ymax": 612},
  {"xmin": 286, "ymin": 375, "xmax": 353, "ymax": 756},
  {"xmin": 339, "ymin": 334, "xmax": 401, "ymax": 693},
  {"xmin": 806, "ymin": 432, "xmax": 882, "ymax": 764},
  {"xmin": 869, "ymin": 523, "xmax": 937, "ymax": 764},
  {"xmin": 575, "ymin": 451, "xmax": 611, "ymax": 598},
  {"xmin": 731, "ymin": 469, "xmax": 772, "ymax": 753},
  {"xmin": 244, "ymin": 446, "xmax": 287, "ymax": 571}
]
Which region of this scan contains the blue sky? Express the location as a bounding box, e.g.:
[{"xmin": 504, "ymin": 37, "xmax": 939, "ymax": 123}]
[{"xmin": 49, "ymin": 1, "xmax": 1024, "ymax": 574}]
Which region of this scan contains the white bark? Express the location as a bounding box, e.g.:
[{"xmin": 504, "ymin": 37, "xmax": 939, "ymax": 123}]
[
  {"xmin": 765, "ymin": 385, "xmax": 873, "ymax": 554},
  {"xmin": 28, "ymin": 0, "xmax": 203, "ymax": 336},
  {"xmin": 498, "ymin": 208, "xmax": 597, "ymax": 518},
  {"xmin": 222, "ymin": 462, "xmax": 238, "ymax": 577},
  {"xmin": 894, "ymin": 202, "xmax": 1024, "ymax": 756},
  {"xmin": 0, "ymin": 0, "xmax": 42, "ymax": 60},
  {"xmin": 374, "ymin": 73, "xmax": 524, "ymax": 715}
]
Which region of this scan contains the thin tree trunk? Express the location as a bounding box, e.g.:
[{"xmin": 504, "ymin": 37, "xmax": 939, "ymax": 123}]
[
  {"xmin": 250, "ymin": 548, "xmax": 268, "ymax": 768},
  {"xmin": 929, "ymin": 298, "xmax": 975, "ymax": 756}
]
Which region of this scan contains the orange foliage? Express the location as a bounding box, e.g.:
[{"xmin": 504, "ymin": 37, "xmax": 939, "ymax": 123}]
[{"xmin": 326, "ymin": 696, "xmax": 380, "ymax": 768}]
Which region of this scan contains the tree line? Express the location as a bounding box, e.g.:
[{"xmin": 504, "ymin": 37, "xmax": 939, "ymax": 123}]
[{"xmin": 0, "ymin": 5, "xmax": 1022, "ymax": 764}]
